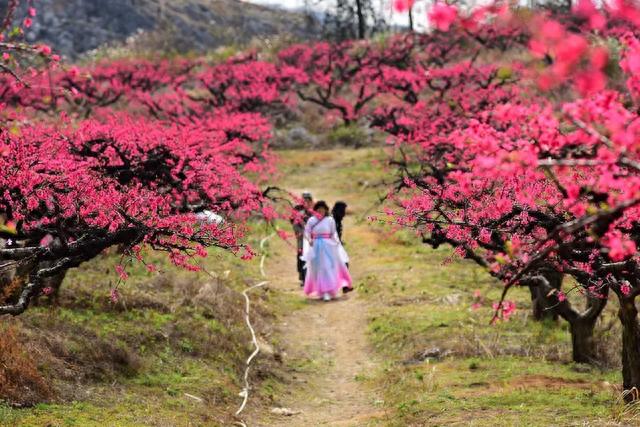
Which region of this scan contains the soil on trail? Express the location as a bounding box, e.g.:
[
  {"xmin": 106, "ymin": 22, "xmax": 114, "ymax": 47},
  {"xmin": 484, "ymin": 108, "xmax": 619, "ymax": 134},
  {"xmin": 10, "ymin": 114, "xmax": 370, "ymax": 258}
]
[{"xmin": 252, "ymin": 149, "xmax": 387, "ymax": 426}]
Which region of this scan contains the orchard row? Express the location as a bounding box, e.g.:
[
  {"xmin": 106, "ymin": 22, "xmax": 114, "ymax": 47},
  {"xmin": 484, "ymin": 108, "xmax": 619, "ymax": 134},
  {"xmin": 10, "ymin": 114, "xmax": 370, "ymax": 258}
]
[{"xmin": 3, "ymin": 0, "xmax": 640, "ymax": 399}]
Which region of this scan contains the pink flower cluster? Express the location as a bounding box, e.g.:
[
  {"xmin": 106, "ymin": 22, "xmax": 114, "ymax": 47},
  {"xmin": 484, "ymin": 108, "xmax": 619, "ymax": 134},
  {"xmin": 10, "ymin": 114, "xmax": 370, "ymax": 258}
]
[{"xmin": 492, "ymin": 301, "xmax": 517, "ymax": 321}]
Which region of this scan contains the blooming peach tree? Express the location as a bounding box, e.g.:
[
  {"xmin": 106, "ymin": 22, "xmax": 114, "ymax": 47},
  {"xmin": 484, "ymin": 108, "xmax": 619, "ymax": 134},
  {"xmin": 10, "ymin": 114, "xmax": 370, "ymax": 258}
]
[{"xmin": 378, "ymin": 0, "xmax": 640, "ymax": 396}]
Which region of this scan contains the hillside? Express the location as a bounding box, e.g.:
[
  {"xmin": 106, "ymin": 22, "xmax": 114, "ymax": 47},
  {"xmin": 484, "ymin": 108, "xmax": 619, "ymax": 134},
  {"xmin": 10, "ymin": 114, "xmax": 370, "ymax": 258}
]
[{"xmin": 0, "ymin": 0, "xmax": 319, "ymax": 58}]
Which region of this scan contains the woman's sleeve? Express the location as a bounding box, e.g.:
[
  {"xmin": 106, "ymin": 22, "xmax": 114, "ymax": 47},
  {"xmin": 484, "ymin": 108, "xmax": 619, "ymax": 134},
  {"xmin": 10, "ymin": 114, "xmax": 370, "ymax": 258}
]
[{"xmin": 304, "ymin": 217, "xmax": 315, "ymax": 242}]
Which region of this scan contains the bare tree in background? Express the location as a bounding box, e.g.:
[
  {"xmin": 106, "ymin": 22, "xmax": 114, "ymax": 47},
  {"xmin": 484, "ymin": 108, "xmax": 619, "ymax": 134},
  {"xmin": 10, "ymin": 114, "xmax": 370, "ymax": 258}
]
[
  {"xmin": 408, "ymin": 2, "xmax": 414, "ymax": 31},
  {"xmin": 321, "ymin": 0, "xmax": 386, "ymax": 40}
]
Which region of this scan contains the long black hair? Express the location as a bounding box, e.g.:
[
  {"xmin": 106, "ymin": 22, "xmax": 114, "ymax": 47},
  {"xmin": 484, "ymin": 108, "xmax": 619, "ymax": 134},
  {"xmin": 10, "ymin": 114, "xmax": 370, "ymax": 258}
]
[{"xmin": 332, "ymin": 201, "xmax": 347, "ymax": 241}]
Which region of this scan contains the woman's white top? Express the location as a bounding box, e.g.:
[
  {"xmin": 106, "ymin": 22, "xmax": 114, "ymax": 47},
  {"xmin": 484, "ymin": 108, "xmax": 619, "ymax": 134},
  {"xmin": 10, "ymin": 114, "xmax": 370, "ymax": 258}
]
[{"xmin": 301, "ymin": 215, "xmax": 349, "ymax": 264}]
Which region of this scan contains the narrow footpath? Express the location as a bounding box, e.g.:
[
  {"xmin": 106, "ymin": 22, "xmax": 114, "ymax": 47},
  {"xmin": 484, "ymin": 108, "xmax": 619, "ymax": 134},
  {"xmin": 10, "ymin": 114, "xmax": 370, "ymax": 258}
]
[{"xmin": 252, "ymin": 149, "xmax": 388, "ymax": 426}]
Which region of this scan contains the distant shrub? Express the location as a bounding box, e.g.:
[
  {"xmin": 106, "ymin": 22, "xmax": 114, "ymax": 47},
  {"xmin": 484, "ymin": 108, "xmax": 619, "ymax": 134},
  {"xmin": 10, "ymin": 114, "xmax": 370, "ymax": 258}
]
[
  {"xmin": 327, "ymin": 124, "xmax": 369, "ymax": 148},
  {"xmin": 0, "ymin": 325, "xmax": 52, "ymax": 407},
  {"xmin": 209, "ymin": 45, "xmax": 242, "ymax": 62}
]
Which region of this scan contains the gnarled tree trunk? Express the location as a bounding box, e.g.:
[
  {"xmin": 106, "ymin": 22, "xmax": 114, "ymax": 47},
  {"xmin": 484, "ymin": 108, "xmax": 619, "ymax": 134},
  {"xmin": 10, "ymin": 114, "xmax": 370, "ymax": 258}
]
[
  {"xmin": 525, "ymin": 273, "xmax": 608, "ymax": 364},
  {"xmin": 355, "ymin": 0, "xmax": 365, "ymax": 39},
  {"xmin": 1, "ymin": 237, "xmax": 67, "ymax": 307},
  {"xmin": 528, "ymin": 266, "xmax": 562, "ymax": 321},
  {"xmin": 567, "ymin": 292, "xmax": 608, "ymax": 364},
  {"xmin": 618, "ymin": 294, "xmax": 640, "ymax": 402}
]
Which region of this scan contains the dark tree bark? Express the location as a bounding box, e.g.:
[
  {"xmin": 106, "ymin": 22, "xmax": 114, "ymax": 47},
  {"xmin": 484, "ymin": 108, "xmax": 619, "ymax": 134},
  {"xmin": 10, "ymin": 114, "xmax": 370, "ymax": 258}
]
[
  {"xmin": 355, "ymin": 0, "xmax": 365, "ymax": 39},
  {"xmin": 31, "ymin": 264, "xmax": 66, "ymax": 306},
  {"xmin": 408, "ymin": 5, "xmax": 414, "ymax": 32},
  {"xmin": 568, "ymin": 295, "xmax": 607, "ymax": 364},
  {"xmin": 528, "ymin": 266, "xmax": 562, "ymax": 321},
  {"xmin": 524, "ymin": 274, "xmax": 608, "ymax": 364},
  {"xmin": 617, "ymin": 294, "xmax": 640, "ymax": 401},
  {"xmin": 0, "ymin": 228, "xmax": 143, "ymax": 315}
]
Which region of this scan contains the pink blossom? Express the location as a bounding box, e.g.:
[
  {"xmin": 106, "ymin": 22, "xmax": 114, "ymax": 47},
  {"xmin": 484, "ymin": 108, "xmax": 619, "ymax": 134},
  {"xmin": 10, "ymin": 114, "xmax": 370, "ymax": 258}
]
[
  {"xmin": 428, "ymin": 3, "xmax": 458, "ymax": 31},
  {"xmin": 502, "ymin": 301, "xmax": 516, "ymax": 319},
  {"xmin": 621, "ymin": 281, "xmax": 632, "ymax": 296},
  {"xmin": 541, "ymin": 20, "xmax": 564, "ymax": 41},
  {"xmin": 624, "ymin": 49, "xmax": 640, "ymax": 74},
  {"xmin": 38, "ymin": 44, "xmax": 52, "ymax": 55},
  {"xmin": 115, "ymin": 265, "xmax": 129, "ymax": 281},
  {"xmin": 393, "ymin": 0, "xmax": 413, "ymax": 13},
  {"xmin": 604, "ymin": 231, "xmax": 637, "ymax": 261},
  {"xmin": 241, "ymin": 246, "xmax": 255, "ymax": 260},
  {"xmin": 39, "ymin": 234, "xmax": 54, "ymax": 247},
  {"xmin": 479, "ymin": 228, "xmax": 492, "ymax": 244},
  {"xmin": 110, "ymin": 288, "xmax": 120, "ymax": 303},
  {"xmin": 575, "ymin": 69, "xmax": 606, "ymax": 95},
  {"xmin": 573, "ymin": 0, "xmax": 605, "ymax": 30},
  {"xmin": 566, "ymin": 184, "xmax": 581, "ymax": 200},
  {"xmin": 528, "ymin": 39, "xmax": 547, "ymax": 59},
  {"xmin": 590, "ymin": 47, "xmax": 609, "ymax": 70},
  {"xmin": 555, "ymin": 34, "xmax": 587, "ymax": 69},
  {"xmin": 492, "ymin": 300, "xmax": 517, "ymax": 321}
]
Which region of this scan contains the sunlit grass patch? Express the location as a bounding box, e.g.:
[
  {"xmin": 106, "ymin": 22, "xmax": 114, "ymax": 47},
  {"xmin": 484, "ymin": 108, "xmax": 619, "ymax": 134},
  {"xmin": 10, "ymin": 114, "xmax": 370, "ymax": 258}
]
[{"xmin": 376, "ymin": 356, "xmax": 619, "ymax": 426}]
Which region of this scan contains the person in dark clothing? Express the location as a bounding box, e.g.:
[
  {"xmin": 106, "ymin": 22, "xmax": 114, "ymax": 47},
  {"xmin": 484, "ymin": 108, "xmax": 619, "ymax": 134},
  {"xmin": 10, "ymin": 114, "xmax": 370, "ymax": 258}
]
[
  {"xmin": 291, "ymin": 192, "xmax": 314, "ymax": 286},
  {"xmin": 331, "ymin": 201, "xmax": 352, "ymax": 294},
  {"xmin": 331, "ymin": 201, "xmax": 348, "ymax": 242}
]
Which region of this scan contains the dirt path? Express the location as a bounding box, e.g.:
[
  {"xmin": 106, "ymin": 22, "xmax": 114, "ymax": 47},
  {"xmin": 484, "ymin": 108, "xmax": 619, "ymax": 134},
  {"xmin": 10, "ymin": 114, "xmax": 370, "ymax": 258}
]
[{"xmin": 252, "ymin": 149, "xmax": 386, "ymax": 426}]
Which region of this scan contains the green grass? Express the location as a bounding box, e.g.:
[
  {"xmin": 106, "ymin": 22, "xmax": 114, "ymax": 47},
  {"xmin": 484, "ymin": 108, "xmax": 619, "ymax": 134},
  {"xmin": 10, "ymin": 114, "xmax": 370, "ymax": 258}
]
[
  {"xmin": 2, "ymin": 397, "xmax": 224, "ymax": 427},
  {"xmin": 0, "ymin": 232, "xmax": 274, "ymax": 425},
  {"xmin": 358, "ymin": 218, "xmax": 626, "ymax": 426}
]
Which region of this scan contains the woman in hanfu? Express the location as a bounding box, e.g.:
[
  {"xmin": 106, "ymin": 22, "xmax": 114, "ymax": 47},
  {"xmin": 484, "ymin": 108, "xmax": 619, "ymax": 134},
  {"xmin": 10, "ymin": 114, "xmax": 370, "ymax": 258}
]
[{"xmin": 302, "ymin": 201, "xmax": 352, "ymax": 301}]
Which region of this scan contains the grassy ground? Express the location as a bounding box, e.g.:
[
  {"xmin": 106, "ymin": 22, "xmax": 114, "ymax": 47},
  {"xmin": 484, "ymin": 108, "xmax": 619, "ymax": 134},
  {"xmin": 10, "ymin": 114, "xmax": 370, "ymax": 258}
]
[
  {"xmin": 0, "ymin": 228, "xmax": 290, "ymax": 426},
  {"xmin": 358, "ymin": 239, "xmax": 627, "ymax": 426}
]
